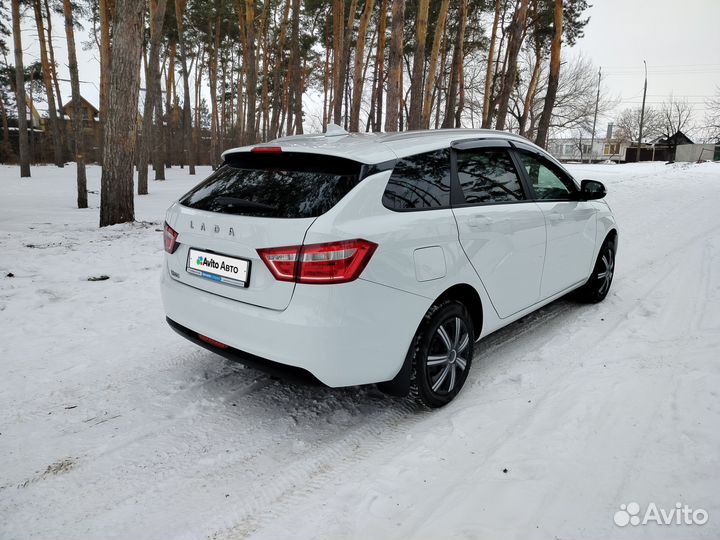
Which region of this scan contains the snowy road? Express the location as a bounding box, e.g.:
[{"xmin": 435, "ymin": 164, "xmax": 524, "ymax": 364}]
[{"xmin": 1, "ymin": 162, "xmax": 719, "ymax": 539}]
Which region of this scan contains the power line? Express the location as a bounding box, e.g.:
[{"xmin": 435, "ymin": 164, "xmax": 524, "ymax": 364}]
[{"xmin": 601, "ymin": 63, "xmax": 720, "ymax": 69}]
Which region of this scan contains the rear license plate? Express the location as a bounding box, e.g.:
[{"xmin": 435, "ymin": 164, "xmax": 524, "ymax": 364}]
[{"xmin": 186, "ymin": 248, "xmax": 250, "ymax": 288}]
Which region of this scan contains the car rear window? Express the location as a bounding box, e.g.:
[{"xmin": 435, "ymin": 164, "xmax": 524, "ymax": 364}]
[
  {"xmin": 180, "ymin": 152, "xmax": 363, "ymax": 218},
  {"xmin": 382, "ymin": 149, "xmax": 451, "ymax": 211}
]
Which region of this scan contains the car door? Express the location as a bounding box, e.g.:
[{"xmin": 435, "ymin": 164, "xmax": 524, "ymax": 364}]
[
  {"xmin": 451, "ymin": 140, "xmax": 546, "ymax": 319},
  {"xmin": 512, "ymin": 146, "xmax": 598, "ymax": 299}
]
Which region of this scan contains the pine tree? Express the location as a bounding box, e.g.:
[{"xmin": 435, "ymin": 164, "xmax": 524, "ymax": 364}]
[
  {"xmin": 99, "ymin": 0, "xmax": 144, "ymax": 226},
  {"xmin": 10, "ymin": 0, "xmax": 30, "ymax": 177},
  {"xmin": 63, "ymin": 0, "xmax": 88, "ymax": 207}
]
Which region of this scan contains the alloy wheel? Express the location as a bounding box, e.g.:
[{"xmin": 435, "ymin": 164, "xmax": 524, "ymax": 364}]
[
  {"xmin": 426, "ymin": 317, "xmax": 470, "ymax": 395},
  {"xmin": 597, "ymin": 248, "xmax": 615, "ymax": 295}
]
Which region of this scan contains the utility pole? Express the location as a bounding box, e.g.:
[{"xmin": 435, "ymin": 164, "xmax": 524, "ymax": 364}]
[
  {"xmin": 637, "ymin": 60, "xmax": 648, "ymax": 161},
  {"xmin": 589, "ymin": 66, "xmax": 601, "ymax": 163}
]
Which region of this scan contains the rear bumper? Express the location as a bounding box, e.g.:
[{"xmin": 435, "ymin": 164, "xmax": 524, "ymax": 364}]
[
  {"xmin": 161, "ymin": 268, "xmax": 431, "ymax": 387},
  {"xmin": 166, "ymin": 317, "xmax": 324, "ymax": 385}
]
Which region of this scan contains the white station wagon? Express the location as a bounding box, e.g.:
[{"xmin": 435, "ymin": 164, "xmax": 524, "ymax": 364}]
[{"xmin": 161, "ymin": 128, "xmax": 618, "ymax": 407}]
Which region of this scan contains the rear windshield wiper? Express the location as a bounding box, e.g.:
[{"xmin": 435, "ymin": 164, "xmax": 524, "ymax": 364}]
[{"xmin": 207, "ymin": 196, "xmax": 279, "ymax": 213}]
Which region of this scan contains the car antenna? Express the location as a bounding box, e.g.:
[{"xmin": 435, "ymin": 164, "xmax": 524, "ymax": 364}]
[{"xmin": 324, "ymin": 123, "xmax": 349, "ymax": 137}]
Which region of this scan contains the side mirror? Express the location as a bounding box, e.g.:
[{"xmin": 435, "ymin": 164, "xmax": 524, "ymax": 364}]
[{"xmin": 580, "ymin": 179, "xmax": 606, "ymax": 200}]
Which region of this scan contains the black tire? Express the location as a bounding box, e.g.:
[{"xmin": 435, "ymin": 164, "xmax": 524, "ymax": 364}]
[
  {"xmin": 576, "ymin": 238, "xmax": 616, "ymax": 303},
  {"xmin": 408, "ymin": 300, "xmax": 475, "ymax": 408}
]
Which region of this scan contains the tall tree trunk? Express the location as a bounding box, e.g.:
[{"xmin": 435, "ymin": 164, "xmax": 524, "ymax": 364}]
[
  {"xmin": 193, "ymin": 46, "xmax": 204, "ymax": 164},
  {"xmin": 228, "ymin": 44, "xmax": 235, "ymax": 138},
  {"xmin": 494, "ymin": 0, "xmax": 529, "ymax": 131},
  {"xmin": 0, "ymin": 95, "xmax": 12, "ymax": 158},
  {"xmin": 519, "ymin": 40, "xmax": 542, "ymax": 137},
  {"xmin": 481, "ymin": 0, "xmax": 501, "ymax": 128},
  {"xmin": 163, "ymin": 45, "xmax": 175, "ymax": 169},
  {"xmin": 441, "ymin": 0, "xmax": 467, "ymax": 129},
  {"xmin": 99, "ymin": 0, "xmax": 144, "ymax": 227},
  {"xmin": 259, "ymin": 0, "xmax": 270, "ymax": 140},
  {"xmin": 407, "ymin": 0, "xmax": 430, "ymax": 130},
  {"xmin": 420, "ymin": 0, "xmax": 449, "ymax": 128},
  {"xmin": 349, "ymin": 0, "xmax": 375, "ymax": 132},
  {"xmin": 340, "ymin": 0, "xmax": 359, "ymax": 129},
  {"xmin": 10, "ymin": 0, "xmax": 30, "ymax": 177},
  {"xmin": 286, "ymin": 0, "xmax": 302, "ymax": 135},
  {"xmin": 242, "ymin": 0, "xmax": 258, "ymax": 144},
  {"xmin": 138, "ymin": 0, "xmax": 167, "ymax": 194},
  {"xmin": 220, "ymin": 54, "xmax": 227, "ymax": 141},
  {"xmin": 32, "ymin": 0, "xmax": 64, "ymax": 167},
  {"xmin": 44, "ymin": 0, "xmax": 64, "ymax": 114},
  {"xmin": 331, "ymin": 0, "xmax": 345, "ymax": 125},
  {"xmin": 535, "ymin": 0, "xmax": 562, "ymax": 148},
  {"xmin": 153, "ymin": 64, "xmax": 166, "ymax": 179},
  {"xmin": 455, "ymin": 51, "xmax": 465, "ymax": 127},
  {"xmin": 366, "ymin": 48, "xmax": 378, "ymax": 131},
  {"xmin": 292, "ymin": 46, "xmax": 304, "ymax": 133},
  {"xmin": 322, "ymin": 12, "xmax": 330, "ymax": 131},
  {"xmin": 384, "ymin": 0, "xmax": 404, "ymax": 132},
  {"xmin": 209, "ymin": 19, "xmax": 220, "ymax": 168},
  {"xmin": 372, "ymin": 0, "xmax": 387, "ymax": 132},
  {"xmin": 175, "ymin": 0, "xmax": 195, "ymax": 173},
  {"xmin": 63, "ymin": 0, "xmax": 87, "ymax": 207},
  {"xmin": 296, "ymin": 57, "xmax": 308, "ymax": 134},
  {"xmin": 358, "ymin": 27, "xmax": 377, "ymax": 130},
  {"xmin": 435, "ymin": 34, "xmax": 448, "ymax": 129},
  {"xmin": 241, "ymin": 56, "xmax": 248, "ymax": 141},
  {"xmin": 269, "ymin": 0, "xmax": 290, "ymax": 138},
  {"xmin": 372, "ymin": 0, "xmax": 388, "ymax": 133},
  {"xmin": 98, "ymin": 0, "xmax": 112, "ymax": 126}
]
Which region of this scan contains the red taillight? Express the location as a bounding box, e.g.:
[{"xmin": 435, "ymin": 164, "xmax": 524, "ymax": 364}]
[
  {"xmin": 250, "ymin": 146, "xmax": 282, "ymax": 154},
  {"xmin": 257, "ymin": 239, "xmax": 377, "ymax": 284},
  {"xmin": 256, "ymin": 245, "xmax": 300, "ymax": 282},
  {"xmin": 163, "ymin": 222, "xmax": 179, "ymax": 254},
  {"xmin": 299, "ymin": 240, "xmax": 378, "ymax": 283}
]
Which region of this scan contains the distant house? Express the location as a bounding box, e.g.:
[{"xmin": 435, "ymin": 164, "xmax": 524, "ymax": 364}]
[
  {"xmin": 61, "ymin": 96, "xmax": 103, "ymax": 161},
  {"xmin": 548, "ymin": 137, "xmax": 630, "ymax": 163},
  {"xmin": 626, "ymin": 131, "xmax": 696, "ymax": 162},
  {"xmin": 548, "ymin": 123, "xmax": 631, "ymax": 163},
  {"xmin": 61, "ymin": 97, "xmax": 100, "ymax": 125},
  {"xmin": 652, "ymin": 130, "xmax": 693, "ymax": 147}
]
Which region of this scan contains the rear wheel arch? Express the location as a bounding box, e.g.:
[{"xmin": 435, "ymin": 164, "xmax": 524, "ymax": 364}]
[
  {"xmin": 378, "ymin": 283, "xmax": 483, "ymax": 399},
  {"xmin": 433, "ymin": 283, "xmax": 484, "ymax": 338}
]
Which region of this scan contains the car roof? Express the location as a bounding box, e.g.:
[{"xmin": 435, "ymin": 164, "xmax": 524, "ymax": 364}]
[{"xmin": 221, "ymin": 128, "xmax": 544, "ymax": 164}]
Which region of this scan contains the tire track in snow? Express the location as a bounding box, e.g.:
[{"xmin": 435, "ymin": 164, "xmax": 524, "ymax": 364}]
[
  {"xmin": 217, "ymin": 302, "xmax": 597, "ymax": 539},
  {"xmin": 210, "ymin": 298, "xmax": 596, "ymax": 538},
  {"xmin": 518, "ymin": 225, "xmax": 720, "ymax": 534},
  {"xmin": 210, "ymin": 397, "xmax": 425, "ymax": 540},
  {"xmin": 219, "ymin": 236, "xmax": 689, "ymax": 538}
]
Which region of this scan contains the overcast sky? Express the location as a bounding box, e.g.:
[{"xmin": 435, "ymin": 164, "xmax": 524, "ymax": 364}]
[
  {"xmin": 568, "ymin": 0, "xmax": 720, "ymax": 129},
  {"xmin": 17, "ymin": 0, "xmax": 720, "ymax": 135}
]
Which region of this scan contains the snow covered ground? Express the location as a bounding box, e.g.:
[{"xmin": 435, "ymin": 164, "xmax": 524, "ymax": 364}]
[{"xmin": 1, "ymin": 161, "xmax": 719, "ymax": 539}]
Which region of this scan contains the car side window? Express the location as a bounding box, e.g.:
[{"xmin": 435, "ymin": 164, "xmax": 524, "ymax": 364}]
[
  {"xmin": 382, "ymin": 149, "xmax": 451, "ymax": 210},
  {"xmin": 456, "ymin": 148, "xmax": 525, "ymax": 204},
  {"xmin": 517, "ymin": 151, "xmax": 576, "ymax": 200}
]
